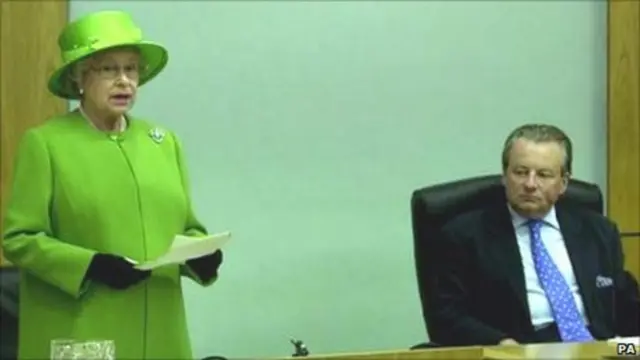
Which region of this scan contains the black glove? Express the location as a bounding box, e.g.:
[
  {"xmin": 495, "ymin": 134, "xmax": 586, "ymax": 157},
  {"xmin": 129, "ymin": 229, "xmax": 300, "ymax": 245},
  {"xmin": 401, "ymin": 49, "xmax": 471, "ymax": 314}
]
[
  {"xmin": 85, "ymin": 253, "xmax": 151, "ymax": 290},
  {"xmin": 186, "ymin": 250, "xmax": 223, "ymax": 281}
]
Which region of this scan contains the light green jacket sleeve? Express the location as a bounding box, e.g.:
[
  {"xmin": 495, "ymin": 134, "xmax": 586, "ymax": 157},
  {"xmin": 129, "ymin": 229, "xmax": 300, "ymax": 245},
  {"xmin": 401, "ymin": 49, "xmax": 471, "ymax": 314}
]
[
  {"xmin": 172, "ymin": 133, "xmax": 219, "ymax": 287},
  {"xmin": 2, "ymin": 129, "xmax": 96, "ymax": 298}
]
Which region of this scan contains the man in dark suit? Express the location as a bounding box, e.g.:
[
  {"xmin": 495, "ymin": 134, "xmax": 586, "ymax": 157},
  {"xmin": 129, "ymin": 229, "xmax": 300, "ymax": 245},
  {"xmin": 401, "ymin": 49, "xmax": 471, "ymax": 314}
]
[{"xmin": 429, "ymin": 124, "xmax": 640, "ymax": 346}]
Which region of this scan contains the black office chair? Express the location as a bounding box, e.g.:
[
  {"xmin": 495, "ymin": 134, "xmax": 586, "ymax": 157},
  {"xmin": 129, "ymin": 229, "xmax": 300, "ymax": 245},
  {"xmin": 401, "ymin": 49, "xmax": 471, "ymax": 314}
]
[
  {"xmin": 0, "ymin": 267, "xmax": 20, "ymax": 360},
  {"xmin": 409, "ymin": 174, "xmax": 603, "ymax": 346}
]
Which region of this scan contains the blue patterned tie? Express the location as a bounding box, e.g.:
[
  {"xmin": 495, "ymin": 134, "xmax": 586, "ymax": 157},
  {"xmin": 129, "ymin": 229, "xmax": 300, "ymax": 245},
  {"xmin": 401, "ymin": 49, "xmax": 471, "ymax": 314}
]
[{"xmin": 528, "ymin": 219, "xmax": 594, "ymax": 342}]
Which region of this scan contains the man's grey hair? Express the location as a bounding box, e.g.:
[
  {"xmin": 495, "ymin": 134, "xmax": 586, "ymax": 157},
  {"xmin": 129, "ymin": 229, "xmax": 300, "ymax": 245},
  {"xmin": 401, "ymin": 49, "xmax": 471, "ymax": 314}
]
[{"xmin": 501, "ymin": 123, "xmax": 573, "ymax": 174}]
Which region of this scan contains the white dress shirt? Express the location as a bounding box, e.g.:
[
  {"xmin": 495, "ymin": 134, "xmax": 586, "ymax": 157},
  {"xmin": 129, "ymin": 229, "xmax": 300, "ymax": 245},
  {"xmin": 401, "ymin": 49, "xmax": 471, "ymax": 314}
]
[{"xmin": 507, "ymin": 205, "xmax": 588, "ymax": 328}]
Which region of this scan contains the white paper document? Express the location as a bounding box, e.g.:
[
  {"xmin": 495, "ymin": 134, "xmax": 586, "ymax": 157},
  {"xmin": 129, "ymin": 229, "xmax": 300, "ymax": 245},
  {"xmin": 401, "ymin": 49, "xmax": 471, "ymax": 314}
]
[{"xmin": 134, "ymin": 231, "xmax": 232, "ymax": 270}]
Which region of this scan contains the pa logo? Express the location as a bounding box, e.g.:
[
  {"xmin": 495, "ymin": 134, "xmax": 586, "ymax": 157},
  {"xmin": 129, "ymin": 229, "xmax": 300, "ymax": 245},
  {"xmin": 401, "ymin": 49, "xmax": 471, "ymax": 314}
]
[{"xmin": 616, "ymin": 342, "xmax": 637, "ymax": 356}]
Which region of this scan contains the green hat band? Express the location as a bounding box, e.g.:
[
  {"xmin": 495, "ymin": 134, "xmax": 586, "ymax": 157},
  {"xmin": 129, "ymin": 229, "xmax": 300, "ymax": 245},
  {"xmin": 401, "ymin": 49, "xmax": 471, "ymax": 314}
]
[{"xmin": 62, "ymin": 29, "xmax": 143, "ymax": 63}]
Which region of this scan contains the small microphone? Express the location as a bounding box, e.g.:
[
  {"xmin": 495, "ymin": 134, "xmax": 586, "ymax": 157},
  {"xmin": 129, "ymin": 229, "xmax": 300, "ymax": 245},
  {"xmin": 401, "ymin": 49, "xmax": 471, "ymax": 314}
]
[{"xmin": 290, "ymin": 338, "xmax": 310, "ymax": 357}]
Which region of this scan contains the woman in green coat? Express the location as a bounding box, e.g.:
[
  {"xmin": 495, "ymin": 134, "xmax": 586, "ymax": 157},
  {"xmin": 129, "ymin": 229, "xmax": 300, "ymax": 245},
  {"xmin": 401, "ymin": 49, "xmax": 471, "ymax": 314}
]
[{"xmin": 2, "ymin": 10, "xmax": 223, "ymax": 359}]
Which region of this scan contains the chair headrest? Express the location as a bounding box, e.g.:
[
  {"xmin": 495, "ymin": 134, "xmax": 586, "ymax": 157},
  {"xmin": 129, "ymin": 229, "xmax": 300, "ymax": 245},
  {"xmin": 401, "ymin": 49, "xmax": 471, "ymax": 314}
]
[{"xmin": 411, "ymin": 174, "xmax": 603, "ymax": 224}]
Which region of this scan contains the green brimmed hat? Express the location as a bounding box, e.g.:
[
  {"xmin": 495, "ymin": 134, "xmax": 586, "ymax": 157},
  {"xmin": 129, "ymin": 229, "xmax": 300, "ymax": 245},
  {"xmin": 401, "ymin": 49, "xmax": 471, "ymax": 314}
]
[{"xmin": 48, "ymin": 10, "xmax": 169, "ymax": 99}]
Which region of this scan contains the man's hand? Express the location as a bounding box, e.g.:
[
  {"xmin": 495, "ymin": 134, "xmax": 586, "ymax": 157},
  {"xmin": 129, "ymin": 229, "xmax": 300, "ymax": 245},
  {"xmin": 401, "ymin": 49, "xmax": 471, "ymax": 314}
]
[{"xmin": 499, "ymin": 338, "xmax": 519, "ymax": 345}]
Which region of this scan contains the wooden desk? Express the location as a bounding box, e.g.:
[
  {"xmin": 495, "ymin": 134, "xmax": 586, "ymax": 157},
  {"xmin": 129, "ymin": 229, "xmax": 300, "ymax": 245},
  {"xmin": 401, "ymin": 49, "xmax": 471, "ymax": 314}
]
[
  {"xmin": 483, "ymin": 341, "xmax": 637, "ymax": 360},
  {"xmin": 271, "ymin": 341, "xmax": 637, "ymax": 360},
  {"xmin": 271, "ymin": 346, "xmax": 485, "ymax": 360}
]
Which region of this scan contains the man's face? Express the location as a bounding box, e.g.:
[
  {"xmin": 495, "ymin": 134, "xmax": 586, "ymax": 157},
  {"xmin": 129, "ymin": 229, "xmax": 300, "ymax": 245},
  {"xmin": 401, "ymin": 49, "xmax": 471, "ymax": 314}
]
[{"xmin": 503, "ymin": 138, "xmax": 569, "ymax": 218}]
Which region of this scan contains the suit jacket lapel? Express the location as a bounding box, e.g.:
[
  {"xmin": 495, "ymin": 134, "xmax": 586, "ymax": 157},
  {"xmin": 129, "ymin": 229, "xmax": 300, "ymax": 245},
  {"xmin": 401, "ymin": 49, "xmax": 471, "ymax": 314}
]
[
  {"xmin": 480, "ymin": 205, "xmax": 600, "ymax": 331},
  {"xmin": 483, "ymin": 206, "xmax": 529, "ymax": 314},
  {"xmin": 556, "ymin": 206, "xmax": 599, "ymax": 323}
]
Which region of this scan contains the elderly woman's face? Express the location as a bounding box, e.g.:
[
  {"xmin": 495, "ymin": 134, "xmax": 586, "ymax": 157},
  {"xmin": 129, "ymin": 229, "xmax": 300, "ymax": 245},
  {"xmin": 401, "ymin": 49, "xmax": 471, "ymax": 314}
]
[{"xmin": 79, "ymin": 48, "xmax": 141, "ymax": 117}]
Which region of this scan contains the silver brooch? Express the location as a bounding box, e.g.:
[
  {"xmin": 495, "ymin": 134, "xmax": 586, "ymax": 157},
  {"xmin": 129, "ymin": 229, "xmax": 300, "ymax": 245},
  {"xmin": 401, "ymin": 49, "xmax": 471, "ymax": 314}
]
[{"xmin": 149, "ymin": 128, "xmax": 165, "ymax": 143}]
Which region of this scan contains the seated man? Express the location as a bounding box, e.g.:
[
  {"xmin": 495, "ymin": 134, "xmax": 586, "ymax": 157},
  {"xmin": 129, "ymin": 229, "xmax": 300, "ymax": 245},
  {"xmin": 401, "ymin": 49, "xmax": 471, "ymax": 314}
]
[{"xmin": 429, "ymin": 123, "xmax": 640, "ymax": 346}]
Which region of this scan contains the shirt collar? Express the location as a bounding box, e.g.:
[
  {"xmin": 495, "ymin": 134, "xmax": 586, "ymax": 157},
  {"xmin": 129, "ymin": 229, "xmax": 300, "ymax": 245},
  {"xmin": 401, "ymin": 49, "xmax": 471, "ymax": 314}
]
[{"xmin": 507, "ymin": 203, "xmax": 560, "ymax": 230}]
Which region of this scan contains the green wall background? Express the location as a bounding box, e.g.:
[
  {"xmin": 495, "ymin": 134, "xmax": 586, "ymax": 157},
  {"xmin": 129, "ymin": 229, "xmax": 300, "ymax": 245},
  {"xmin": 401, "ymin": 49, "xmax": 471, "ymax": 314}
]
[{"xmin": 70, "ymin": 1, "xmax": 607, "ymax": 358}]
